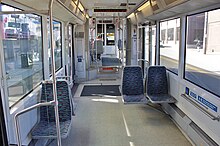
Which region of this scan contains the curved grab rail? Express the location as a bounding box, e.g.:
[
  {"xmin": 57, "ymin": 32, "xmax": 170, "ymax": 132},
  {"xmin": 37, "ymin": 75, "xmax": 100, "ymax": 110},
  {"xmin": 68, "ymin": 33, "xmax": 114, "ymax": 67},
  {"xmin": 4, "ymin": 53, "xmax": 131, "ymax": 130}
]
[
  {"xmin": 138, "ymin": 59, "xmax": 149, "ymax": 63},
  {"xmin": 181, "ymin": 94, "xmax": 220, "ymax": 121},
  {"xmin": 138, "ymin": 59, "xmax": 150, "ymax": 66},
  {"xmin": 14, "ymin": 101, "xmax": 55, "ymax": 146}
]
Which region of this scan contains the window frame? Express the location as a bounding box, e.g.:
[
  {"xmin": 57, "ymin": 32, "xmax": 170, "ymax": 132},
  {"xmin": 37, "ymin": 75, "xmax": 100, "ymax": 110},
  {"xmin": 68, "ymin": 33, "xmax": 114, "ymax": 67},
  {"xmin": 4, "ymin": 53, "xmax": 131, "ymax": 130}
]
[{"xmin": 0, "ymin": 3, "xmax": 44, "ymax": 108}]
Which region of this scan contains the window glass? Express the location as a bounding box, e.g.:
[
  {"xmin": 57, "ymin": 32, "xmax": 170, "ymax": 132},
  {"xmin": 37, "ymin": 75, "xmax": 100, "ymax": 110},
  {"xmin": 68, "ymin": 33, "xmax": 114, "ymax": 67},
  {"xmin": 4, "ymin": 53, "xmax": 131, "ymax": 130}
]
[
  {"xmin": 0, "ymin": 4, "xmax": 43, "ymax": 107},
  {"xmin": 160, "ymin": 18, "xmax": 180, "ymax": 74},
  {"xmin": 185, "ymin": 9, "xmax": 220, "ymax": 97},
  {"xmin": 48, "ymin": 20, "xmax": 62, "ymax": 74},
  {"xmin": 176, "ymin": 27, "xmax": 180, "ymax": 41},
  {"xmin": 167, "ymin": 28, "xmax": 174, "ymax": 41},
  {"xmin": 97, "ymin": 24, "xmax": 104, "ymax": 45},
  {"xmin": 106, "ymin": 24, "xmax": 115, "ymax": 46}
]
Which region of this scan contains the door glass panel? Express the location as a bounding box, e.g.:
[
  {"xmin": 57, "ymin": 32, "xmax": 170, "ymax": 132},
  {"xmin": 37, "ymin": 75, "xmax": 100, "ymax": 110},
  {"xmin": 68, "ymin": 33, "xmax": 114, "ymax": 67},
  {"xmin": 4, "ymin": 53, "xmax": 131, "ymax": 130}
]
[{"xmin": 106, "ymin": 24, "xmax": 115, "ymax": 46}]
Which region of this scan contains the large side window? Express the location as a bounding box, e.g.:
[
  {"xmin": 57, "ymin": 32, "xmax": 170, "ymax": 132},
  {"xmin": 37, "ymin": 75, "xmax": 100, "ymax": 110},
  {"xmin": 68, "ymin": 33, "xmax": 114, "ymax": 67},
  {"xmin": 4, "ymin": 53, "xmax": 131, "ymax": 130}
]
[
  {"xmin": 0, "ymin": 4, "xmax": 43, "ymax": 107},
  {"xmin": 48, "ymin": 20, "xmax": 62, "ymax": 74},
  {"xmin": 185, "ymin": 9, "xmax": 220, "ymax": 97},
  {"xmin": 160, "ymin": 18, "xmax": 180, "ymax": 74}
]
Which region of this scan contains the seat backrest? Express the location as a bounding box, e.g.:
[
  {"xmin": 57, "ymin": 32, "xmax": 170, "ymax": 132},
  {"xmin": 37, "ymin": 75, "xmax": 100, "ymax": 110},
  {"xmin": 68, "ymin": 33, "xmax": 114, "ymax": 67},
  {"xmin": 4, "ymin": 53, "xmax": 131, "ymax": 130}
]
[
  {"xmin": 94, "ymin": 40, "xmax": 104, "ymax": 54},
  {"xmin": 147, "ymin": 66, "xmax": 168, "ymax": 95},
  {"xmin": 40, "ymin": 80, "xmax": 71, "ymax": 122},
  {"xmin": 122, "ymin": 66, "xmax": 143, "ymax": 95}
]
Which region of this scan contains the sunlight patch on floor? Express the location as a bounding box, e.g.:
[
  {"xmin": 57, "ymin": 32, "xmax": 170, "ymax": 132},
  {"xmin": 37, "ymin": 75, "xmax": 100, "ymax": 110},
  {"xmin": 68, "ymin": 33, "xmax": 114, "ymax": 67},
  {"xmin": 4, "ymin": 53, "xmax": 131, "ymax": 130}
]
[
  {"xmin": 129, "ymin": 141, "xmax": 135, "ymax": 146},
  {"xmin": 91, "ymin": 98, "xmax": 119, "ymax": 103}
]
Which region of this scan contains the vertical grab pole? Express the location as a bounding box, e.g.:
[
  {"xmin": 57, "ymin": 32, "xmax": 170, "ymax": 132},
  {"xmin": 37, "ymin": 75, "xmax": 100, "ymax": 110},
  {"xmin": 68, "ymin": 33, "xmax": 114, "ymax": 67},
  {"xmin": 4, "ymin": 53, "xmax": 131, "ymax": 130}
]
[
  {"xmin": 49, "ymin": 0, "xmax": 62, "ymax": 146},
  {"xmin": 122, "ymin": 19, "xmax": 125, "ymax": 67}
]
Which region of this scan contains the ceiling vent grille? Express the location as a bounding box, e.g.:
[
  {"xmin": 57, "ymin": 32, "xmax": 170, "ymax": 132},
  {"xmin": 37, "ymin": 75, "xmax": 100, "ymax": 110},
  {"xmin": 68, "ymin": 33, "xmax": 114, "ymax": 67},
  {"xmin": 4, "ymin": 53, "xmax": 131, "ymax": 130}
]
[
  {"xmin": 94, "ymin": 9, "xmax": 127, "ymax": 12},
  {"xmin": 98, "ymin": 20, "xmax": 113, "ymax": 23}
]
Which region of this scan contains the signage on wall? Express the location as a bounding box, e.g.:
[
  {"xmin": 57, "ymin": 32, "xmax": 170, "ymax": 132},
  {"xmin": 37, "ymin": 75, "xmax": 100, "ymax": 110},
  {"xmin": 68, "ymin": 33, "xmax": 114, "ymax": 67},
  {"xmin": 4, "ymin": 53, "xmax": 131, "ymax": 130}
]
[
  {"xmin": 132, "ymin": 29, "xmax": 137, "ymax": 58},
  {"xmin": 185, "ymin": 87, "xmax": 218, "ymax": 112},
  {"xmin": 77, "ymin": 55, "xmax": 83, "ymax": 62}
]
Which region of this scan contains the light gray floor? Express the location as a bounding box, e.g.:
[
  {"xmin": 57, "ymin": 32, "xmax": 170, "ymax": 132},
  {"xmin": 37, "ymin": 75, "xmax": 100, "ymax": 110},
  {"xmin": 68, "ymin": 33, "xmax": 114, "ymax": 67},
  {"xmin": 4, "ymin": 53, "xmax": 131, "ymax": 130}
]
[{"xmin": 49, "ymin": 89, "xmax": 192, "ymax": 146}]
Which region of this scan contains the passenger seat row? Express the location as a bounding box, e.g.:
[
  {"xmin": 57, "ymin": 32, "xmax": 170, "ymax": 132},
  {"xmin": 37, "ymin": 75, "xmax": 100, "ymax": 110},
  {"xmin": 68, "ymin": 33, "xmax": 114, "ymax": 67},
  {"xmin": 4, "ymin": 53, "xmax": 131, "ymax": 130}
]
[{"xmin": 121, "ymin": 65, "xmax": 176, "ymax": 104}]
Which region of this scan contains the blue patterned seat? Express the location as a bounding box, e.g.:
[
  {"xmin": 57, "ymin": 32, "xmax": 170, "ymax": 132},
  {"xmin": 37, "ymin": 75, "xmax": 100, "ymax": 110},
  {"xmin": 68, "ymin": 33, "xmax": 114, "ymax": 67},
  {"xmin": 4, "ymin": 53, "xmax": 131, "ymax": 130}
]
[
  {"xmin": 146, "ymin": 66, "xmax": 176, "ymax": 103},
  {"xmin": 121, "ymin": 66, "xmax": 148, "ymax": 104},
  {"xmin": 31, "ymin": 80, "xmax": 72, "ymax": 139}
]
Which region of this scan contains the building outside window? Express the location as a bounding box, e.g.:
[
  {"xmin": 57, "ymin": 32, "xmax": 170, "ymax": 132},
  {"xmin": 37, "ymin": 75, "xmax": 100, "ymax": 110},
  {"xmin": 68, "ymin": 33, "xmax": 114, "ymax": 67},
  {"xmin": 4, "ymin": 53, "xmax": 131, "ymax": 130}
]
[
  {"xmin": 185, "ymin": 9, "xmax": 220, "ymax": 97},
  {"xmin": 106, "ymin": 24, "xmax": 115, "ymax": 46},
  {"xmin": 0, "ymin": 4, "xmax": 43, "ymax": 107},
  {"xmin": 160, "ymin": 18, "xmax": 180, "ymax": 74},
  {"xmin": 48, "ymin": 20, "xmax": 62, "ymax": 74}
]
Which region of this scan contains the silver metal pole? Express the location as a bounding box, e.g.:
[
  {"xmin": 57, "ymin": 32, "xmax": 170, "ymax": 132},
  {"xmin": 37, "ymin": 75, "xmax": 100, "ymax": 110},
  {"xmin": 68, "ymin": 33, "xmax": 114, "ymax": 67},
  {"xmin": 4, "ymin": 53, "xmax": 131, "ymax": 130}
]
[
  {"xmin": 49, "ymin": 0, "xmax": 62, "ymax": 145},
  {"xmin": 122, "ymin": 19, "xmax": 125, "ymax": 67},
  {"xmin": 14, "ymin": 101, "xmax": 55, "ymax": 146},
  {"xmin": 69, "ymin": 24, "xmax": 73, "ymax": 85}
]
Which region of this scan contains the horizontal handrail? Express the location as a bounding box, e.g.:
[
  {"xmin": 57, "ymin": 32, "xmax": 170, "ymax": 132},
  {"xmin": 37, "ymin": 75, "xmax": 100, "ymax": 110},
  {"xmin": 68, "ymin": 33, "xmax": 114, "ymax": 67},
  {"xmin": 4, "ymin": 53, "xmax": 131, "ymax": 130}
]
[
  {"xmin": 138, "ymin": 59, "xmax": 150, "ymax": 63},
  {"xmin": 0, "ymin": 10, "xmax": 49, "ymax": 15},
  {"xmin": 181, "ymin": 94, "xmax": 220, "ymax": 121},
  {"xmin": 14, "ymin": 101, "xmax": 55, "ymax": 146}
]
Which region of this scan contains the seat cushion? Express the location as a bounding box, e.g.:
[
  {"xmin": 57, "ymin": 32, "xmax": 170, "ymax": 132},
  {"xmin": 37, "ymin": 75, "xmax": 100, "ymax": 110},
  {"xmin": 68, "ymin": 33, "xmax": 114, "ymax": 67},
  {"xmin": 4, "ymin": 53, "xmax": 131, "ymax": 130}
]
[
  {"xmin": 32, "ymin": 120, "xmax": 71, "ymax": 139},
  {"xmin": 123, "ymin": 94, "xmax": 148, "ymax": 103},
  {"xmin": 147, "ymin": 94, "xmax": 176, "ymax": 103}
]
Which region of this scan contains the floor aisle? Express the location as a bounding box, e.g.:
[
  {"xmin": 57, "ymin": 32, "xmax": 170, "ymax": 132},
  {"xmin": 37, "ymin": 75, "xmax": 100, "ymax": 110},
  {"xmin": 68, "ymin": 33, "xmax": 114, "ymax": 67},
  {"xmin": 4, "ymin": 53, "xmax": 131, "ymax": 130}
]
[{"xmin": 50, "ymin": 83, "xmax": 192, "ymax": 146}]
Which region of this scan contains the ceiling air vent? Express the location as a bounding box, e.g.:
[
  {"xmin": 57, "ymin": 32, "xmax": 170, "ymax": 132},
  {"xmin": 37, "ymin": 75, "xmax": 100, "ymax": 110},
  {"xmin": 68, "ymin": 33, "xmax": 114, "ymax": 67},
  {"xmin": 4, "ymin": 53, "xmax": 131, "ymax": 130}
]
[
  {"xmin": 128, "ymin": 3, "xmax": 136, "ymax": 6},
  {"xmin": 98, "ymin": 20, "xmax": 113, "ymax": 23},
  {"xmin": 94, "ymin": 9, "xmax": 127, "ymax": 12}
]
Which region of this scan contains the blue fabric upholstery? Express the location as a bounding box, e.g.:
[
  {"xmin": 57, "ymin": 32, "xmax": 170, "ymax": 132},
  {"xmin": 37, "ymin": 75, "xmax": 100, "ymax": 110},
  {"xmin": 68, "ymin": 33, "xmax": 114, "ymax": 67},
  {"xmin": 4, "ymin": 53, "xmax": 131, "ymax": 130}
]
[
  {"xmin": 122, "ymin": 66, "xmax": 143, "ymax": 95},
  {"xmin": 122, "ymin": 66, "xmax": 147, "ymax": 103},
  {"xmin": 147, "ymin": 66, "xmax": 168, "ymax": 95},
  {"xmin": 146, "ymin": 66, "xmax": 175, "ymax": 103},
  {"xmin": 32, "ymin": 80, "xmax": 72, "ymax": 139}
]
